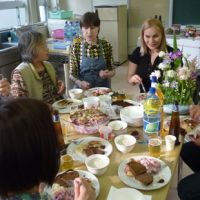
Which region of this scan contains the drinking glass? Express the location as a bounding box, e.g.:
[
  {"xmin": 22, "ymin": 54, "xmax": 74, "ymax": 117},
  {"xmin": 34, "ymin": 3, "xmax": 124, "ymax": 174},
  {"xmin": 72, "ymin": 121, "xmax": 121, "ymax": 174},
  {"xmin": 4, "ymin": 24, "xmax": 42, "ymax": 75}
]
[{"xmin": 148, "ymin": 137, "xmax": 162, "ymax": 158}]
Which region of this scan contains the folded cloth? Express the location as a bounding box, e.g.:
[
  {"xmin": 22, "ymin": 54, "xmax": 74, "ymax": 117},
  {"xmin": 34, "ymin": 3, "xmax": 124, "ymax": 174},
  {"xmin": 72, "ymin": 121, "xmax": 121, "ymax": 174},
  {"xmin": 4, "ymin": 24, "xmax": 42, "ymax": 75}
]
[{"xmin": 107, "ymin": 186, "xmax": 152, "ymax": 200}]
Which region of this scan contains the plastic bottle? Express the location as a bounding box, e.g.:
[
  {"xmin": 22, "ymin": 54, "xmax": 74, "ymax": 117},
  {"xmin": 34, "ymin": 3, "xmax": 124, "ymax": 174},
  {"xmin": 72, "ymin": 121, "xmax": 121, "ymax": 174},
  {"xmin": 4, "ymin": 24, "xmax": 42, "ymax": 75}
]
[
  {"xmin": 169, "ymin": 101, "xmax": 180, "ymax": 145},
  {"xmin": 74, "ymin": 21, "xmax": 80, "ymax": 36},
  {"xmin": 156, "ymin": 86, "xmax": 165, "ymax": 139},
  {"xmin": 143, "ymin": 76, "xmax": 161, "ymax": 141},
  {"xmin": 64, "ymin": 21, "xmax": 73, "ymax": 42},
  {"xmin": 52, "ymin": 110, "xmax": 65, "ymax": 150},
  {"xmin": 70, "ymin": 21, "xmax": 76, "ymax": 40}
]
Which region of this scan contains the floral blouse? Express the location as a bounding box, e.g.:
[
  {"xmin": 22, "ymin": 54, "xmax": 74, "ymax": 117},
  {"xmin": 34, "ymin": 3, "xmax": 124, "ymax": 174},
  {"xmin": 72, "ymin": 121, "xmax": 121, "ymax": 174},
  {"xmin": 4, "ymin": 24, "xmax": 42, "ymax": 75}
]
[
  {"xmin": 7, "ymin": 192, "xmax": 51, "ymax": 200},
  {"xmin": 11, "ymin": 69, "xmax": 62, "ymax": 104}
]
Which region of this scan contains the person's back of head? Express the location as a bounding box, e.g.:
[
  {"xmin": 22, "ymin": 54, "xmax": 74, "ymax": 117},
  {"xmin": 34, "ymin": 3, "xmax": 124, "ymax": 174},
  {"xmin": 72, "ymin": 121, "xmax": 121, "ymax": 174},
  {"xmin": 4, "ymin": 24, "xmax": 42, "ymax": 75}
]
[
  {"xmin": 140, "ymin": 18, "xmax": 167, "ymax": 55},
  {"xmin": 80, "ymin": 11, "xmax": 100, "ymax": 28},
  {"xmin": 0, "ymin": 98, "xmax": 59, "ymax": 198},
  {"xmin": 18, "ymin": 30, "xmax": 45, "ymax": 63}
]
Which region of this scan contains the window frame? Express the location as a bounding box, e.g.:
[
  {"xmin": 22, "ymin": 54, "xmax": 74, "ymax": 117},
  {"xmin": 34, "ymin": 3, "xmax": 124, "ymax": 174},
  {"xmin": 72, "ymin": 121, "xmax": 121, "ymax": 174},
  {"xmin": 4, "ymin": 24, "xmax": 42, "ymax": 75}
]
[{"xmin": 0, "ymin": 0, "xmax": 48, "ymax": 30}]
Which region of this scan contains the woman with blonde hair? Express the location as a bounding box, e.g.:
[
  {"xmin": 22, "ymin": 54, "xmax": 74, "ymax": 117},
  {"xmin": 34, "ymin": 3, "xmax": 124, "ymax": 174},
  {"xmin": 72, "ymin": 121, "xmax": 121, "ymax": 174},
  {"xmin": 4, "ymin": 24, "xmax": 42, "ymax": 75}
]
[{"xmin": 128, "ymin": 18, "xmax": 173, "ymax": 92}]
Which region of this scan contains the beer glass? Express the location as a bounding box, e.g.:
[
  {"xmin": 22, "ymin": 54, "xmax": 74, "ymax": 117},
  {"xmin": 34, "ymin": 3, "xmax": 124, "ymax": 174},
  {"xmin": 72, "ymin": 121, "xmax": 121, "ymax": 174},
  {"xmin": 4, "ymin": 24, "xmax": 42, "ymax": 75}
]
[{"xmin": 148, "ymin": 137, "xmax": 162, "ymax": 158}]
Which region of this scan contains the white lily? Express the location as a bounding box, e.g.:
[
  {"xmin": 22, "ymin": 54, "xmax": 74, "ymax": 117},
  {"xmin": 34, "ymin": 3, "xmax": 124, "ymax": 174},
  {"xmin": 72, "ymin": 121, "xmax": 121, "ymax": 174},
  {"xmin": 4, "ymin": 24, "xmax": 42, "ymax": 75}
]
[{"xmin": 159, "ymin": 51, "xmax": 166, "ymax": 58}]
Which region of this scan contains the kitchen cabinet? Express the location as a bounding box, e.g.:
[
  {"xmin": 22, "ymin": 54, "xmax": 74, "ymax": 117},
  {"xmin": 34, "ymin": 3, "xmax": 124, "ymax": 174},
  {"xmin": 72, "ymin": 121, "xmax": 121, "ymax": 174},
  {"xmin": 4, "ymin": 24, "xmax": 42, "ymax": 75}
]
[
  {"xmin": 96, "ymin": 5, "xmax": 128, "ymax": 65},
  {"xmin": 166, "ymin": 36, "xmax": 200, "ymax": 67}
]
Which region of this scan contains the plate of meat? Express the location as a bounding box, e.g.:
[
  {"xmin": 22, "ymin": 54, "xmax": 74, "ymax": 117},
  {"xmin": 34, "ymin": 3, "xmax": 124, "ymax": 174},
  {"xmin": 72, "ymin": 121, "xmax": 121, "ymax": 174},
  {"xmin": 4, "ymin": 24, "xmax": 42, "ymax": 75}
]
[
  {"xmin": 85, "ymin": 87, "xmax": 112, "ymax": 97},
  {"xmin": 52, "ymin": 99, "xmax": 82, "ymax": 114},
  {"xmin": 118, "ymin": 156, "xmax": 171, "ymax": 190},
  {"xmin": 67, "ymin": 136, "xmax": 113, "ymax": 162},
  {"xmin": 48, "ymin": 169, "xmax": 100, "ymax": 199}
]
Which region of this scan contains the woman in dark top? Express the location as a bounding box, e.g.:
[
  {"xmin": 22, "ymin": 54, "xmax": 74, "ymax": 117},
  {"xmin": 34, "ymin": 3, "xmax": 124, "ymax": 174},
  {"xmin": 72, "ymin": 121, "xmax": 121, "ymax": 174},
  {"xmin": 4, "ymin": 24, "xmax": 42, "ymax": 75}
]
[
  {"xmin": 128, "ymin": 18, "xmax": 173, "ymax": 92},
  {"xmin": 0, "ymin": 98, "xmax": 95, "ymax": 200}
]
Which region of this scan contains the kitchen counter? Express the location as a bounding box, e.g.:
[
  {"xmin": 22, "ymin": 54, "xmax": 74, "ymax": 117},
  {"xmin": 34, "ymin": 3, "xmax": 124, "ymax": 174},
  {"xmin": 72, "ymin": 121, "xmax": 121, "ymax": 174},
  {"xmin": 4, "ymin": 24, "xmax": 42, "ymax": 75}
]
[{"xmin": 47, "ymin": 38, "xmax": 70, "ymax": 55}]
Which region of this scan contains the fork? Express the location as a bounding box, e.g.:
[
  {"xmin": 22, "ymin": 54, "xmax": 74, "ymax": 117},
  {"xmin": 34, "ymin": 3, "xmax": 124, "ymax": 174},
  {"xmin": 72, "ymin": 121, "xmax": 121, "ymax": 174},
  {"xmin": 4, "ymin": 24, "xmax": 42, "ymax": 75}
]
[{"xmin": 140, "ymin": 82, "xmax": 147, "ymax": 93}]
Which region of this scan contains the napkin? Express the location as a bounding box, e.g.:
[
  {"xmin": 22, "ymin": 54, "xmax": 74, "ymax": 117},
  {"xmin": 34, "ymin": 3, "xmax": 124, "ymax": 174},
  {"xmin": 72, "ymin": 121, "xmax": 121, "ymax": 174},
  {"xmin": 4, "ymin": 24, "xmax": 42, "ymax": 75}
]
[{"xmin": 107, "ymin": 186, "xmax": 152, "ymax": 200}]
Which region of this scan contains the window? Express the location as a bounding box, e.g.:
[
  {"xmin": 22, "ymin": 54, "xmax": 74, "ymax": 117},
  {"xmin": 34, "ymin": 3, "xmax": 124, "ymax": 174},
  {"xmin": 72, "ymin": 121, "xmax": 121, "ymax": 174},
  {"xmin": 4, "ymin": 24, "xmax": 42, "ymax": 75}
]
[{"xmin": 0, "ymin": 0, "xmax": 48, "ymax": 30}]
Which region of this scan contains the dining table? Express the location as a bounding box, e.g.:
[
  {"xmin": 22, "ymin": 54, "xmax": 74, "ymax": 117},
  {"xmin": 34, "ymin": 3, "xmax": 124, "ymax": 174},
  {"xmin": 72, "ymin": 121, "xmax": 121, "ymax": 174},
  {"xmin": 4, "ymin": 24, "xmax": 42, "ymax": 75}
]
[{"xmin": 59, "ymin": 101, "xmax": 183, "ymax": 200}]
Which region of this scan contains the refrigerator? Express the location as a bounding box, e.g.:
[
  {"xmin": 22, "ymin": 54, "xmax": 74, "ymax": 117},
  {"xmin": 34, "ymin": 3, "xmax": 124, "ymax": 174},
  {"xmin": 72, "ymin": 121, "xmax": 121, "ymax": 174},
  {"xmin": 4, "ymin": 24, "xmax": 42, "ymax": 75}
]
[{"xmin": 96, "ymin": 5, "xmax": 128, "ymax": 65}]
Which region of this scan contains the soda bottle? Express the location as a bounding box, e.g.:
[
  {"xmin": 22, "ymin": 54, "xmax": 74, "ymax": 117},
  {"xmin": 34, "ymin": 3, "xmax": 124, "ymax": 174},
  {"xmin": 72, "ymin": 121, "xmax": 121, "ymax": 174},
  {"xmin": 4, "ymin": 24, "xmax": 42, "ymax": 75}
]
[
  {"xmin": 156, "ymin": 87, "xmax": 165, "ymax": 139},
  {"xmin": 143, "ymin": 76, "xmax": 161, "ymax": 141},
  {"xmin": 169, "ymin": 101, "xmax": 180, "ymax": 145},
  {"xmin": 52, "ymin": 110, "xmax": 65, "ymax": 149}
]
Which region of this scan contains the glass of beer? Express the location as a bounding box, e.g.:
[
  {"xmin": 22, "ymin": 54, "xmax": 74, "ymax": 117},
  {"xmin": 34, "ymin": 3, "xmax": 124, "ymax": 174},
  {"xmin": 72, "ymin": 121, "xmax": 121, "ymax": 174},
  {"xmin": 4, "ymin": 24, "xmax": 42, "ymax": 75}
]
[
  {"xmin": 148, "ymin": 137, "xmax": 162, "ymax": 158},
  {"xmin": 61, "ymin": 154, "xmax": 73, "ymax": 171}
]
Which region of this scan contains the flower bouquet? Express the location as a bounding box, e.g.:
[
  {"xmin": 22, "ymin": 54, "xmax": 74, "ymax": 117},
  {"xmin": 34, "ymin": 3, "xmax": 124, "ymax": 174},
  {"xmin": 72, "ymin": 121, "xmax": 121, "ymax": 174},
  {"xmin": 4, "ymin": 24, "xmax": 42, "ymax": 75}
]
[{"xmin": 151, "ymin": 35, "xmax": 198, "ymax": 106}]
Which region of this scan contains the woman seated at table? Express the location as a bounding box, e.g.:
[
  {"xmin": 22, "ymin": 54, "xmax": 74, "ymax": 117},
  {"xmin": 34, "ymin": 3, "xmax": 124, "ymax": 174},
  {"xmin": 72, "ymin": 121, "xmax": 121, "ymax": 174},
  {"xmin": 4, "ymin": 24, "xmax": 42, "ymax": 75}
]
[
  {"xmin": 0, "ymin": 78, "xmax": 10, "ymax": 97},
  {"xmin": 69, "ymin": 11, "xmax": 115, "ymax": 89},
  {"xmin": 10, "ymin": 30, "xmax": 65, "ymax": 104},
  {"xmin": 127, "ymin": 18, "xmax": 173, "ymax": 92},
  {"xmin": 178, "ymin": 105, "xmax": 200, "ymax": 200},
  {"xmin": 0, "ymin": 98, "xmax": 95, "ymax": 200}
]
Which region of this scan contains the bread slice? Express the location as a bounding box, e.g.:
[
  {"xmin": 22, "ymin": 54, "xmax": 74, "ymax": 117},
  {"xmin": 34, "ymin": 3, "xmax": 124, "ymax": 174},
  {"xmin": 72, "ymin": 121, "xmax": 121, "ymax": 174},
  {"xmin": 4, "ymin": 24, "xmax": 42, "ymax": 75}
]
[
  {"xmin": 135, "ymin": 173, "xmax": 153, "ymax": 185},
  {"xmin": 125, "ymin": 159, "xmax": 146, "ymax": 177}
]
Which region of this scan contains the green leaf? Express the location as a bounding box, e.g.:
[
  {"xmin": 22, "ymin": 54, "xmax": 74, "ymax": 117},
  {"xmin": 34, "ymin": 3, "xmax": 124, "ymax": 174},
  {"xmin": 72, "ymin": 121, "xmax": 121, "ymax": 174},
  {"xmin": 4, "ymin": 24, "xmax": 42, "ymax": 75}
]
[{"xmin": 173, "ymin": 32, "xmax": 178, "ymax": 52}]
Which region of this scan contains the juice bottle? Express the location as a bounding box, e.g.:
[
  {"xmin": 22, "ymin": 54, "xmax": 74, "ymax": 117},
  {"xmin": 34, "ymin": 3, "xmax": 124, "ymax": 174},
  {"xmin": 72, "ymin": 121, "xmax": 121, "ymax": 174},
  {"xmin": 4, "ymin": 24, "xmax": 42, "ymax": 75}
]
[{"xmin": 143, "ymin": 77, "xmax": 161, "ymax": 142}]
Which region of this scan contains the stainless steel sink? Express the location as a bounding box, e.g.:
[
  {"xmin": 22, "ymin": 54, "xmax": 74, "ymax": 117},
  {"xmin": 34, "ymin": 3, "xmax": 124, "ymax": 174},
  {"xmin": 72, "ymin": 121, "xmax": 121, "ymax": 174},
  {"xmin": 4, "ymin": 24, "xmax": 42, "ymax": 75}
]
[
  {"xmin": 0, "ymin": 43, "xmax": 15, "ymax": 49},
  {"xmin": 0, "ymin": 43, "xmax": 20, "ymax": 67},
  {"xmin": 0, "ymin": 42, "xmax": 17, "ymax": 51},
  {"xmin": 0, "ymin": 43, "xmax": 20, "ymax": 81}
]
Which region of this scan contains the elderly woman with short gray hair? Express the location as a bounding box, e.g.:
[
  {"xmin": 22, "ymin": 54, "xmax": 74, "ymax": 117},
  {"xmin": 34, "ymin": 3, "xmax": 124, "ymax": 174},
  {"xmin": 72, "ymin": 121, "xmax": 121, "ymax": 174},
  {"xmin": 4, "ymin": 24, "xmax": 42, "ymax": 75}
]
[{"xmin": 10, "ymin": 30, "xmax": 65, "ymax": 104}]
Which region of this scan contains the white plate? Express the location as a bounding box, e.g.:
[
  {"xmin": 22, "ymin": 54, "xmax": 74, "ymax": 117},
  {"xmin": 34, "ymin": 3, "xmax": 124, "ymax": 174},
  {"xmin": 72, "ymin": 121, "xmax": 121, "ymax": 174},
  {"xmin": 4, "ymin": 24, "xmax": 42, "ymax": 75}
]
[
  {"xmin": 84, "ymin": 87, "xmax": 112, "ymax": 97},
  {"xmin": 118, "ymin": 156, "xmax": 171, "ymax": 190},
  {"xmin": 107, "ymin": 186, "xmax": 144, "ymax": 200},
  {"xmin": 67, "ymin": 136, "xmax": 113, "ymax": 162},
  {"xmin": 52, "ymin": 99, "xmax": 82, "ymax": 114},
  {"xmin": 77, "ymin": 170, "xmax": 100, "ymax": 198},
  {"xmin": 49, "ymin": 170, "xmax": 100, "ymax": 198}
]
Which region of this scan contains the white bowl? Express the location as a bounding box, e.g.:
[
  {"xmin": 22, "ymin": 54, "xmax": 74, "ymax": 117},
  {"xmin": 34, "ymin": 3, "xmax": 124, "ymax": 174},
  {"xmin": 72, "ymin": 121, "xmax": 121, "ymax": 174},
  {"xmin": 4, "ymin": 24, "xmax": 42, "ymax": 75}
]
[
  {"xmin": 120, "ymin": 106, "xmax": 143, "ymax": 127},
  {"xmin": 108, "ymin": 120, "xmax": 127, "ymax": 135},
  {"xmin": 85, "ymin": 154, "xmax": 110, "ymax": 176},
  {"xmin": 69, "ymin": 89, "xmax": 83, "ymax": 99},
  {"xmin": 114, "ymin": 134, "xmax": 136, "ymax": 153},
  {"xmin": 83, "ymin": 97, "xmax": 100, "ymax": 109}
]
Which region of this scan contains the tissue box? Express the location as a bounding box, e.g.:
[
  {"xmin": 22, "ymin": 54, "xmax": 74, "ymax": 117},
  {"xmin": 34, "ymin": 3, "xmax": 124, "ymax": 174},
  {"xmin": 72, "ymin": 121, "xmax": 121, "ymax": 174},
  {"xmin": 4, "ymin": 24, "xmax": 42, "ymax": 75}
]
[{"xmin": 48, "ymin": 10, "xmax": 73, "ymax": 19}]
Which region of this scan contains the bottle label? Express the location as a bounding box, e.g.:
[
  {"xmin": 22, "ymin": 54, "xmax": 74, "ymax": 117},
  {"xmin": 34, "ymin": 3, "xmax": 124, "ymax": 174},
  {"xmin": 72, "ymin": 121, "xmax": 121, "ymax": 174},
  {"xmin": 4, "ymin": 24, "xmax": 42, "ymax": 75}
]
[{"xmin": 143, "ymin": 119, "xmax": 160, "ymax": 134}]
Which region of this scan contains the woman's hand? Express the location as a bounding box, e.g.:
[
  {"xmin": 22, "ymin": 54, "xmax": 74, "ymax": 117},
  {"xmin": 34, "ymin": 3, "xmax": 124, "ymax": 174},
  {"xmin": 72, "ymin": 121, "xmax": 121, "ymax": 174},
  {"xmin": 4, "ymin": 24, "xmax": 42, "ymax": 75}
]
[
  {"xmin": 128, "ymin": 74, "xmax": 142, "ymax": 85},
  {"xmin": 74, "ymin": 177, "xmax": 96, "ymax": 200},
  {"xmin": 190, "ymin": 105, "xmax": 200, "ymax": 122},
  {"xmin": 57, "ymin": 80, "xmax": 65, "ymax": 94},
  {"xmin": 76, "ymin": 80, "xmax": 90, "ymax": 90},
  {"xmin": 99, "ymin": 69, "xmax": 110, "ymax": 79},
  {"xmin": 0, "ymin": 79, "xmax": 10, "ymax": 96},
  {"xmin": 190, "ymin": 134, "xmax": 200, "ymax": 146}
]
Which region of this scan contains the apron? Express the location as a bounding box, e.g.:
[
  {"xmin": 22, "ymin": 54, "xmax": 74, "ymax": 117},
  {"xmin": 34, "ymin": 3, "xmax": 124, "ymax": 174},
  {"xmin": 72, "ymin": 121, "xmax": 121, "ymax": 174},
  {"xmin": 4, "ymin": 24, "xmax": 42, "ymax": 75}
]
[{"xmin": 78, "ymin": 42, "xmax": 110, "ymax": 88}]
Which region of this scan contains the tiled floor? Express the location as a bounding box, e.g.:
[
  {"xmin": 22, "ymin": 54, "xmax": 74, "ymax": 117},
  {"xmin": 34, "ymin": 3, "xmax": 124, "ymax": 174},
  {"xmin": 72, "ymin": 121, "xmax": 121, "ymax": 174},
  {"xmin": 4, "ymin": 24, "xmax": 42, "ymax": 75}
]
[{"xmin": 112, "ymin": 61, "xmax": 193, "ymax": 200}]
